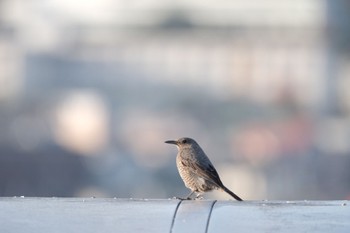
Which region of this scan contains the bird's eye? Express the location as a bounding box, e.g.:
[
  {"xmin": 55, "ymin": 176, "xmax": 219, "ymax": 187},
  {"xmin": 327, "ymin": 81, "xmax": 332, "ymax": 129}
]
[{"xmin": 182, "ymin": 139, "xmax": 187, "ymax": 144}]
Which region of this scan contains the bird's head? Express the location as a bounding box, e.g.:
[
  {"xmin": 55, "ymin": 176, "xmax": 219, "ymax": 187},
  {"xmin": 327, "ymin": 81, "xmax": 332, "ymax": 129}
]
[{"xmin": 165, "ymin": 137, "xmax": 198, "ymax": 150}]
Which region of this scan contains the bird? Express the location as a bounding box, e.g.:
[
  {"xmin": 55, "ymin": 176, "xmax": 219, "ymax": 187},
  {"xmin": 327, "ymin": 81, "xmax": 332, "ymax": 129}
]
[{"xmin": 165, "ymin": 137, "xmax": 243, "ymax": 201}]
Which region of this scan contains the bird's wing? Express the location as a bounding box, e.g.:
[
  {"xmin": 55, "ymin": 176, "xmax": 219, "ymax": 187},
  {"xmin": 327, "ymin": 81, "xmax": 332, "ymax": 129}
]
[{"xmin": 181, "ymin": 156, "xmax": 224, "ymax": 187}]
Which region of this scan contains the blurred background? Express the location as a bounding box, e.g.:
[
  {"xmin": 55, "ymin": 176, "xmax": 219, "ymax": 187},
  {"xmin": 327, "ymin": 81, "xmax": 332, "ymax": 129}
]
[{"xmin": 0, "ymin": 0, "xmax": 350, "ymax": 200}]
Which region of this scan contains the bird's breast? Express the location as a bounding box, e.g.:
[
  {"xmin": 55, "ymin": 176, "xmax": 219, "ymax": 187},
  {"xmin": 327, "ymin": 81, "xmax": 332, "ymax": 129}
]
[{"xmin": 176, "ymin": 154, "xmax": 211, "ymax": 192}]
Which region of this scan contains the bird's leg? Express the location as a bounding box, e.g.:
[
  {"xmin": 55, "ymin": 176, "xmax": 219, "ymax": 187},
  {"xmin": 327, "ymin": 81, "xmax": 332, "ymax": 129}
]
[
  {"xmin": 184, "ymin": 190, "xmax": 195, "ymax": 200},
  {"xmin": 195, "ymin": 193, "xmax": 203, "ymax": 200},
  {"xmin": 173, "ymin": 190, "xmax": 195, "ymax": 200}
]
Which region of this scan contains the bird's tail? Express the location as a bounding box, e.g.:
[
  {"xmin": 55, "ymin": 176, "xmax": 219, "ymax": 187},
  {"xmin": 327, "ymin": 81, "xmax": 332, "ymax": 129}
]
[{"xmin": 222, "ymin": 186, "xmax": 243, "ymax": 201}]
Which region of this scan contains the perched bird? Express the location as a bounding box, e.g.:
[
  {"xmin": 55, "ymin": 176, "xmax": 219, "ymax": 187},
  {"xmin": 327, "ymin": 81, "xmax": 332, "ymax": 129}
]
[{"xmin": 165, "ymin": 137, "xmax": 243, "ymax": 201}]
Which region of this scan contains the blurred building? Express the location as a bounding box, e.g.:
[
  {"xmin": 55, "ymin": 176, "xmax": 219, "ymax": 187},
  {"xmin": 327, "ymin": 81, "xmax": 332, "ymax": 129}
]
[{"xmin": 0, "ymin": 0, "xmax": 349, "ymax": 200}]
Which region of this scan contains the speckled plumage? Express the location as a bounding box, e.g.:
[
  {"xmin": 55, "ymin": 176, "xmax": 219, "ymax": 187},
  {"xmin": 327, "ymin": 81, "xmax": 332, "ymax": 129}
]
[{"xmin": 165, "ymin": 137, "xmax": 243, "ymax": 201}]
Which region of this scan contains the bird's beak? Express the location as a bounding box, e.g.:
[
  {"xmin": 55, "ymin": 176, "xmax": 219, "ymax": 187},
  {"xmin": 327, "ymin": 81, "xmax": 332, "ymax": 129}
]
[{"xmin": 165, "ymin": 140, "xmax": 178, "ymax": 145}]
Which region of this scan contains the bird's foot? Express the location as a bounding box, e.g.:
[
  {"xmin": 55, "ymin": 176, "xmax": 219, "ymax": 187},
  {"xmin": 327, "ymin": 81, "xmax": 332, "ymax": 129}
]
[
  {"xmin": 194, "ymin": 195, "xmax": 203, "ymax": 200},
  {"xmin": 172, "ymin": 196, "xmax": 193, "ymax": 200}
]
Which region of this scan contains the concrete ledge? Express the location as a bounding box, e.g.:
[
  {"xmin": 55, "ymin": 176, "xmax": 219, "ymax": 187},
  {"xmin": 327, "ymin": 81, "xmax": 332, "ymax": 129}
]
[{"xmin": 0, "ymin": 198, "xmax": 349, "ymax": 233}]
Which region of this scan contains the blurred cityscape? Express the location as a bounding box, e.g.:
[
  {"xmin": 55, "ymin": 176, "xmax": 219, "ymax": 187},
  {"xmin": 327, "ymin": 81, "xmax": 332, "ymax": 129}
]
[{"xmin": 0, "ymin": 0, "xmax": 350, "ymax": 200}]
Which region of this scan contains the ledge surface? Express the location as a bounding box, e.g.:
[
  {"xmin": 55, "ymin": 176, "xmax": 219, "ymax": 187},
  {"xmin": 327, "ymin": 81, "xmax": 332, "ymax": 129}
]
[{"xmin": 0, "ymin": 198, "xmax": 349, "ymax": 233}]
